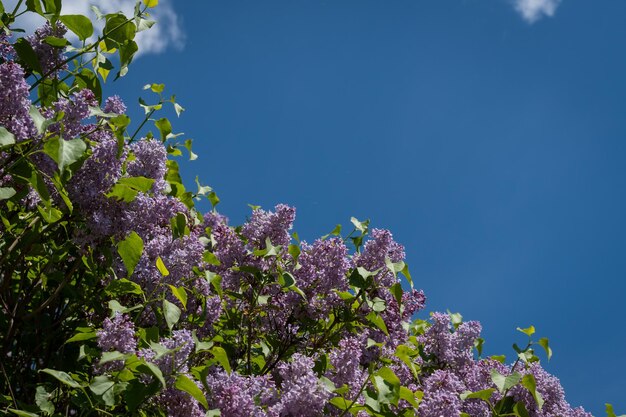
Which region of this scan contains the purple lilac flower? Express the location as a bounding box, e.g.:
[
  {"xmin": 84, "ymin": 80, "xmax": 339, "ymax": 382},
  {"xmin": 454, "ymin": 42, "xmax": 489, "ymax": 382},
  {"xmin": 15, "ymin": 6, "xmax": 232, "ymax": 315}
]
[
  {"xmin": 206, "ymin": 370, "xmax": 276, "ymax": 417},
  {"xmin": 52, "ymin": 89, "xmax": 97, "ymax": 139},
  {"xmin": 242, "ymin": 204, "xmax": 295, "ymax": 250},
  {"xmin": 355, "ymin": 228, "xmax": 405, "ymax": 287},
  {"xmin": 418, "ymin": 370, "xmax": 465, "ymax": 417},
  {"xmin": 68, "ymin": 132, "xmax": 124, "ymax": 210},
  {"xmin": 0, "ymin": 31, "xmax": 14, "ymax": 60},
  {"xmin": 103, "ymin": 95, "xmax": 127, "ymax": 115},
  {"xmin": 511, "ymin": 362, "xmax": 593, "ymax": 417},
  {"xmin": 0, "ymin": 62, "xmax": 36, "ymax": 141},
  {"xmin": 297, "ymin": 237, "xmax": 350, "ymax": 295},
  {"xmin": 140, "ymin": 330, "xmax": 194, "ymax": 376},
  {"xmin": 271, "ymin": 353, "xmax": 331, "ymax": 416},
  {"xmin": 154, "ymin": 387, "xmax": 206, "ymax": 417},
  {"xmin": 206, "ymin": 215, "xmax": 247, "ymax": 290},
  {"xmin": 27, "ymin": 22, "xmax": 68, "ymax": 77},
  {"xmin": 127, "ymin": 139, "xmax": 168, "ymax": 192},
  {"xmin": 327, "ymin": 336, "xmax": 363, "ymax": 388},
  {"xmin": 419, "ymin": 312, "xmax": 482, "ymax": 369},
  {"xmin": 97, "ymin": 313, "xmax": 137, "ymax": 353},
  {"xmin": 131, "ymin": 231, "xmax": 204, "ymax": 296},
  {"xmin": 402, "ymin": 289, "xmax": 426, "ymax": 319}
]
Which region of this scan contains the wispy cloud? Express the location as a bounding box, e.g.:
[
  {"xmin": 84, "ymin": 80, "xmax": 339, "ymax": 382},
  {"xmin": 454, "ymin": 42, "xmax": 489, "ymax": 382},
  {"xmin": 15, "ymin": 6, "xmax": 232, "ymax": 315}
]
[
  {"xmin": 5, "ymin": 0, "xmax": 185, "ymax": 56},
  {"xmin": 512, "ymin": 0, "xmax": 562, "ymax": 24}
]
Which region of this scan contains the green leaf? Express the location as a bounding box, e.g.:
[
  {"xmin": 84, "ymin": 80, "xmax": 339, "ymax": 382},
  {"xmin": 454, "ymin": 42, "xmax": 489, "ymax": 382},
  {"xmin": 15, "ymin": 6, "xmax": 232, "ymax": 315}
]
[
  {"xmin": 366, "ymin": 312, "xmax": 388, "ymax": 335},
  {"xmin": 174, "ymin": 374, "xmax": 208, "ymax": 410},
  {"xmin": 104, "ymin": 14, "xmax": 136, "ymax": 45},
  {"xmin": 373, "ymin": 367, "xmax": 401, "ymax": 405},
  {"xmin": 514, "ymin": 402, "xmax": 531, "ymax": 417},
  {"xmin": 606, "ymin": 404, "xmax": 626, "ymax": 417},
  {"xmin": 43, "ymin": 136, "xmax": 87, "ymax": 173},
  {"xmin": 26, "ymin": 0, "xmax": 44, "ymax": 14},
  {"xmin": 106, "ymin": 278, "xmax": 144, "ymax": 296},
  {"xmin": 521, "ymin": 374, "xmax": 544, "ymax": 409},
  {"xmin": 99, "ymin": 351, "xmax": 126, "ymax": 364},
  {"xmin": 136, "ymin": 361, "xmax": 166, "ymax": 388},
  {"xmin": 155, "ymin": 118, "xmax": 172, "ymax": 141},
  {"xmin": 490, "ymin": 370, "xmax": 521, "ymax": 393},
  {"xmin": 398, "ymin": 386, "xmax": 420, "ymax": 409},
  {"xmin": 74, "ymin": 68, "xmax": 102, "ymax": 104},
  {"xmin": 163, "ymin": 299, "xmax": 181, "ymax": 330},
  {"xmin": 118, "ymin": 176, "xmax": 155, "ymax": 192},
  {"xmin": 168, "ymin": 284, "xmax": 187, "ymax": 309},
  {"xmin": 143, "ymin": 0, "xmax": 158, "ymax": 7},
  {"xmin": 117, "ymin": 231, "xmax": 144, "ymax": 277},
  {"xmin": 173, "ymin": 102, "xmax": 184, "ymax": 116},
  {"xmin": 65, "ymin": 330, "xmax": 97, "ymax": 343},
  {"xmin": 150, "ymin": 83, "xmax": 165, "ymax": 93},
  {"xmin": 89, "ymin": 375, "xmax": 114, "ymax": 396},
  {"xmin": 37, "ymin": 204, "xmax": 63, "ymax": 223},
  {"xmin": 43, "ymin": 36, "xmax": 70, "ymax": 47},
  {"xmin": 460, "ymin": 388, "xmax": 496, "ymax": 402},
  {"xmin": 8, "ymin": 410, "xmax": 39, "ymax": 417},
  {"xmin": 211, "ymin": 346, "xmax": 231, "ymax": 374},
  {"xmin": 59, "ymin": 15, "xmax": 93, "ymax": 40},
  {"xmin": 14, "ymin": 38, "xmax": 42, "ymax": 74},
  {"xmin": 537, "ymin": 337, "xmax": 552, "ymax": 360},
  {"xmin": 350, "ymin": 216, "xmax": 369, "ymax": 233},
  {"xmin": 156, "ymin": 256, "xmax": 170, "ymax": 276},
  {"xmin": 29, "ymin": 105, "xmax": 51, "ymax": 135},
  {"xmin": 517, "ymin": 325, "xmax": 536, "ymax": 337},
  {"xmin": 35, "ymin": 386, "xmax": 55, "ymax": 415},
  {"xmin": 0, "ymin": 126, "xmax": 16, "ymax": 147},
  {"xmin": 40, "ymin": 369, "xmax": 82, "ymax": 389},
  {"xmin": 0, "ymin": 187, "xmax": 16, "ymax": 200}
]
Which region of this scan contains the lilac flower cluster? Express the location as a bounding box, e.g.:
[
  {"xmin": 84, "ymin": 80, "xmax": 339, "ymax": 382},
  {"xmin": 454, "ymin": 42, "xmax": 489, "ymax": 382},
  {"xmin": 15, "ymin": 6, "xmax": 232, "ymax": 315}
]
[
  {"xmin": 242, "ymin": 204, "xmax": 296, "ymax": 250},
  {"xmin": 206, "ymin": 370, "xmax": 276, "ymax": 417},
  {"xmin": 26, "ymin": 22, "xmax": 68, "ymax": 77},
  {"xmin": 272, "ymin": 353, "xmax": 331, "ymax": 416},
  {"xmin": 97, "ymin": 313, "xmax": 137, "ymax": 353},
  {"xmin": 0, "ymin": 31, "xmax": 14, "ymax": 60},
  {"xmin": 0, "ymin": 62, "xmax": 36, "ymax": 141}
]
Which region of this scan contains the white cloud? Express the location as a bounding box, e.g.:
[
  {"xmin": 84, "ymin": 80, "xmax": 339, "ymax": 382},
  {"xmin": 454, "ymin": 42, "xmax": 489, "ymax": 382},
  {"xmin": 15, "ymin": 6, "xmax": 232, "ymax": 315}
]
[
  {"xmin": 512, "ymin": 0, "xmax": 562, "ymax": 24},
  {"xmin": 5, "ymin": 0, "xmax": 185, "ymax": 56}
]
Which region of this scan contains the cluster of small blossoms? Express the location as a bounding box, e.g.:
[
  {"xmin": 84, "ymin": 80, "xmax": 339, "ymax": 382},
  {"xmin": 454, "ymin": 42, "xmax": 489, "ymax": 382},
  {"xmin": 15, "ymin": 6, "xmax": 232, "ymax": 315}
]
[{"xmin": 26, "ymin": 21, "xmax": 68, "ymax": 77}]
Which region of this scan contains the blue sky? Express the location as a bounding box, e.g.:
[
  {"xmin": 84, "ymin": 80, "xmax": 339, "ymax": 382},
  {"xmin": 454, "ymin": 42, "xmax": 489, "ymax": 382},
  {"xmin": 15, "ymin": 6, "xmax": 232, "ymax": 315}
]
[{"xmin": 96, "ymin": 0, "xmax": 625, "ymax": 414}]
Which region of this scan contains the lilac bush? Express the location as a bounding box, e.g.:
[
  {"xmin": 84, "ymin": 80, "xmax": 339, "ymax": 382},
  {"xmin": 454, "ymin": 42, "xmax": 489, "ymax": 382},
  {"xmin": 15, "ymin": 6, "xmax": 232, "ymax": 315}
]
[{"xmin": 0, "ymin": 1, "xmax": 607, "ymax": 416}]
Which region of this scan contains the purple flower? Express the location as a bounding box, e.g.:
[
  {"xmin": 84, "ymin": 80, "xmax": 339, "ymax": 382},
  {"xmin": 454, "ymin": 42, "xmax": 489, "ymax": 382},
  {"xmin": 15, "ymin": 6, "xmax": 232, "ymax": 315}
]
[
  {"xmin": 355, "ymin": 228, "xmax": 405, "ymax": 287},
  {"xmin": 154, "ymin": 386, "xmax": 206, "ymax": 417},
  {"xmin": 419, "ymin": 312, "xmax": 482, "ymax": 370},
  {"xmin": 97, "ymin": 313, "xmax": 137, "ymax": 353},
  {"xmin": 140, "ymin": 330, "xmax": 194, "ymax": 376},
  {"xmin": 27, "ymin": 22, "xmax": 68, "ymax": 77},
  {"xmin": 511, "ymin": 362, "xmax": 594, "ymax": 417},
  {"xmin": 0, "ymin": 62, "xmax": 36, "ymax": 141},
  {"xmin": 297, "ymin": 237, "xmax": 350, "ymax": 295},
  {"xmin": 272, "ymin": 353, "xmax": 331, "ymax": 416},
  {"xmin": 51, "ymin": 89, "xmax": 97, "ymax": 139},
  {"xmin": 418, "ymin": 370, "xmax": 465, "ymax": 417},
  {"xmin": 127, "ymin": 139, "xmax": 168, "ymax": 192},
  {"xmin": 327, "ymin": 336, "xmax": 364, "ymax": 388},
  {"xmin": 206, "ymin": 370, "xmax": 276, "ymax": 417},
  {"xmin": 0, "ymin": 31, "xmax": 15, "ymax": 60},
  {"xmin": 103, "ymin": 95, "xmax": 127, "ymax": 115},
  {"xmin": 402, "ymin": 289, "xmax": 426, "ymax": 319},
  {"xmin": 242, "ymin": 204, "xmax": 295, "ymax": 250}
]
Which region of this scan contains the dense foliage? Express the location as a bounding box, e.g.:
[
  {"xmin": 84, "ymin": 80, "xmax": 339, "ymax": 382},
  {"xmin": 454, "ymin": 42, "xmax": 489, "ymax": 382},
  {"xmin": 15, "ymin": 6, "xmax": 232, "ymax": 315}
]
[{"xmin": 0, "ymin": 1, "xmax": 614, "ymax": 416}]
